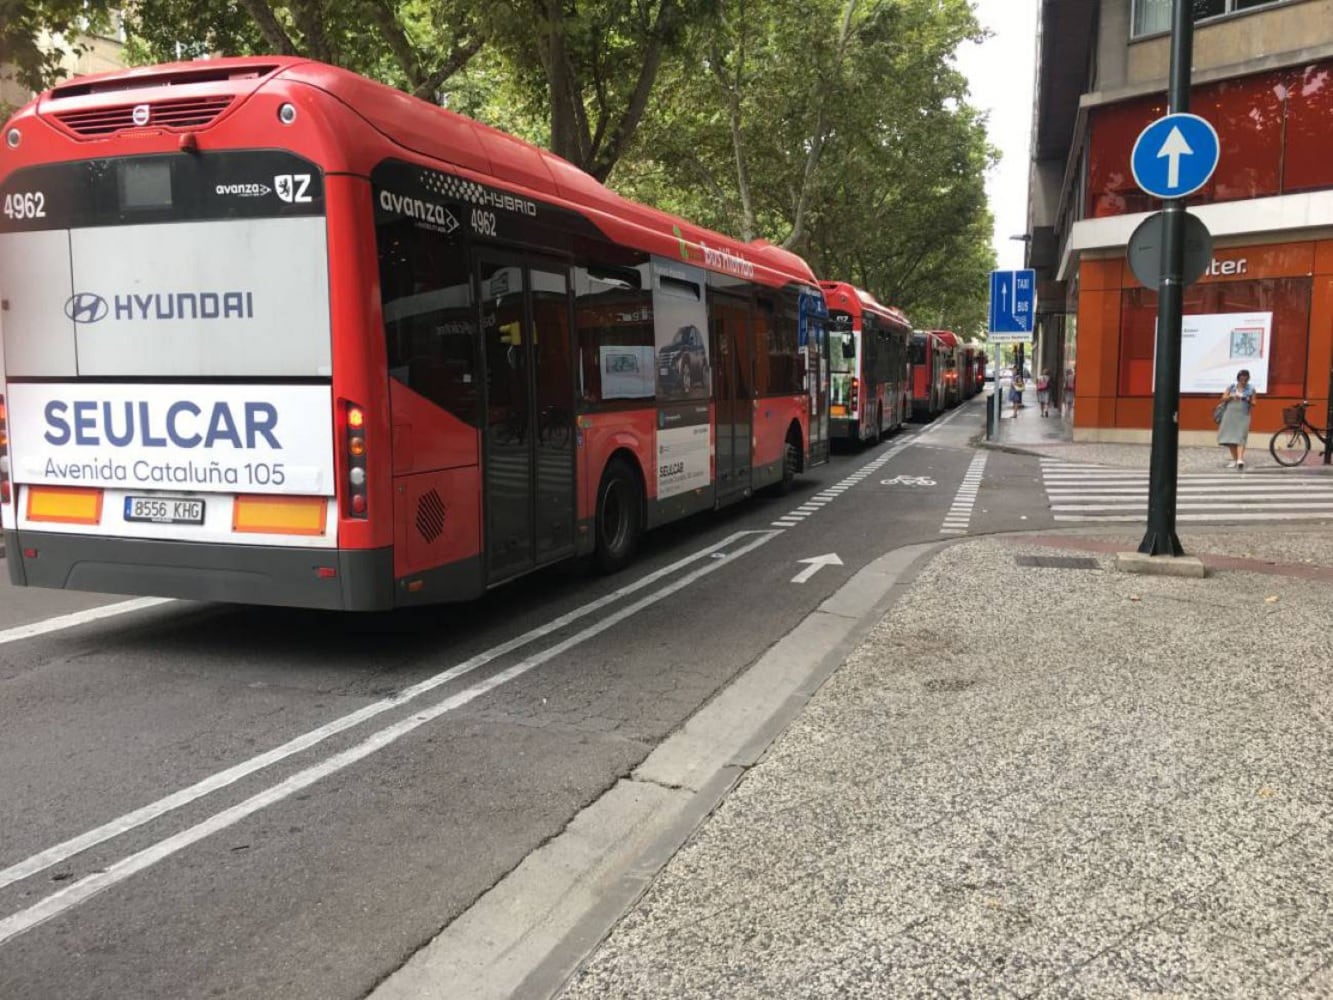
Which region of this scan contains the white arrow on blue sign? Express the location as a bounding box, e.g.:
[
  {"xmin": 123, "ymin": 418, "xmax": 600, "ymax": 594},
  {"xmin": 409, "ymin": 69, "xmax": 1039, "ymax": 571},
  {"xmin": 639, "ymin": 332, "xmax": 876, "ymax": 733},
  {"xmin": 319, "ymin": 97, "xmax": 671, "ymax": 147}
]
[
  {"xmin": 1130, "ymin": 113, "xmax": 1220, "ymax": 200},
  {"xmin": 988, "ymin": 269, "xmax": 1035, "ymax": 335}
]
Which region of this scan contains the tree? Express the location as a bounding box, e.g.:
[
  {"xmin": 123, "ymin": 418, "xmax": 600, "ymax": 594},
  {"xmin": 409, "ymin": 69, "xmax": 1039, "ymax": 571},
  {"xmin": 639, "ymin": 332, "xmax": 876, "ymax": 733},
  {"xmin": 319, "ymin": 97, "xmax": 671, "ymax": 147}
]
[
  {"xmin": 0, "ymin": 0, "xmax": 115, "ymax": 95},
  {"xmin": 3, "ymin": 0, "xmax": 482, "ymax": 102},
  {"xmin": 619, "ymin": 0, "xmax": 996, "ymax": 331},
  {"xmin": 475, "ymin": 0, "xmax": 708, "ymax": 181}
]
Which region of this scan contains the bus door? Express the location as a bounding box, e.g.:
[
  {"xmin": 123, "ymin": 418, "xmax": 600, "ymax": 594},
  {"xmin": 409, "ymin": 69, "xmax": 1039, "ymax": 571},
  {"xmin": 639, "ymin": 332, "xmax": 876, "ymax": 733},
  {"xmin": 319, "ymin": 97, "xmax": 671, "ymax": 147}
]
[
  {"xmin": 477, "ymin": 252, "xmax": 576, "ymax": 582},
  {"xmin": 802, "ymin": 293, "xmax": 830, "ymax": 465},
  {"xmin": 709, "ymin": 292, "xmax": 752, "ymax": 502}
]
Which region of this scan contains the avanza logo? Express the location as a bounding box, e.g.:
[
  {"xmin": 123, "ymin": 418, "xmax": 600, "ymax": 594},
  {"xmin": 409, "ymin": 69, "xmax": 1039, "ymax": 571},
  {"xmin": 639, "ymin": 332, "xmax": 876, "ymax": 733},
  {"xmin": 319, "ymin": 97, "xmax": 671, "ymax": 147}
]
[
  {"xmin": 64, "ymin": 293, "xmax": 110, "ymax": 324},
  {"xmin": 66, "ymin": 291, "xmax": 256, "ymax": 322}
]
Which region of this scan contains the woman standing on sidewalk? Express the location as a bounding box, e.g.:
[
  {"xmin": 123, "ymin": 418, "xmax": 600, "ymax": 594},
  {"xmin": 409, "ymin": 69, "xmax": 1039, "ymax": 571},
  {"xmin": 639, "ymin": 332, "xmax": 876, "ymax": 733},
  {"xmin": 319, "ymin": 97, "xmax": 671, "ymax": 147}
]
[
  {"xmin": 1035, "ymin": 370, "xmax": 1052, "ymax": 417},
  {"xmin": 1010, "ymin": 374, "xmax": 1024, "ymax": 417},
  {"xmin": 1217, "ymin": 369, "xmax": 1256, "ymax": 470}
]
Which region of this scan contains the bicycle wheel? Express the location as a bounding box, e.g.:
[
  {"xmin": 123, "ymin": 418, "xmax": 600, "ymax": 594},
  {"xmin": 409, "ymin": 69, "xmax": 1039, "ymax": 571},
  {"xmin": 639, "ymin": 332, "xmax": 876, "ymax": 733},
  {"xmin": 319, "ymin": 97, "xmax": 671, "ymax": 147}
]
[{"xmin": 1270, "ymin": 425, "xmax": 1311, "ymax": 466}]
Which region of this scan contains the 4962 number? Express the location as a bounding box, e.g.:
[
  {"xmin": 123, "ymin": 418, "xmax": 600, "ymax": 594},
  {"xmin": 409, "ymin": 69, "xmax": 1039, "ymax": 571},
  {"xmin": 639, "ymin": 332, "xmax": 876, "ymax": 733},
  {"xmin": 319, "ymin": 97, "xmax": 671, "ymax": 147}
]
[{"xmin": 3, "ymin": 192, "xmax": 46, "ymax": 220}]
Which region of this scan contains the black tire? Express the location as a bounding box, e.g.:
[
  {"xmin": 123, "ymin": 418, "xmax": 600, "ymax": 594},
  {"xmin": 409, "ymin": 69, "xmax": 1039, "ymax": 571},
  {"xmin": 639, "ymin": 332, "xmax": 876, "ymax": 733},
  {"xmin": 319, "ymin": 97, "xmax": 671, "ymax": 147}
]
[
  {"xmin": 594, "ymin": 458, "xmax": 642, "ymax": 573},
  {"xmin": 769, "ymin": 434, "xmax": 801, "ymax": 496},
  {"xmin": 1270, "ymin": 426, "xmax": 1311, "ymax": 467}
]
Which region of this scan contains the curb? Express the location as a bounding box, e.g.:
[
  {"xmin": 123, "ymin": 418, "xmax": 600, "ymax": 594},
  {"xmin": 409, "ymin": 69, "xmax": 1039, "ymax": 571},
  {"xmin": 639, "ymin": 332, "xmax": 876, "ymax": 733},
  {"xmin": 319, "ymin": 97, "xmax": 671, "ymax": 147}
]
[{"xmin": 367, "ymin": 539, "xmax": 950, "ymax": 1000}]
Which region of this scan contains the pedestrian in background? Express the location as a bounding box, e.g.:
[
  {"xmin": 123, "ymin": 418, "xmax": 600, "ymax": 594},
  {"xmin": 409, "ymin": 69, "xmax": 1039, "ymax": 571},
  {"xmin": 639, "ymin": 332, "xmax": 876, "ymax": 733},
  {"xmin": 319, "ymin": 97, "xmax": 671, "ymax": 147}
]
[
  {"xmin": 1010, "ymin": 373, "xmax": 1024, "ymax": 417},
  {"xmin": 1035, "ymin": 369, "xmax": 1052, "ymax": 417},
  {"xmin": 1217, "ymin": 368, "xmax": 1256, "ymax": 470}
]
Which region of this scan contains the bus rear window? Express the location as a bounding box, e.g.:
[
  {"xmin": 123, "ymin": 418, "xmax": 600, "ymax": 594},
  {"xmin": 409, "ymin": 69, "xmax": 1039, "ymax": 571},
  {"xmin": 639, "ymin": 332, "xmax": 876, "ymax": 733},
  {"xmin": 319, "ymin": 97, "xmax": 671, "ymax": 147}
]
[{"xmin": 119, "ymin": 160, "xmax": 173, "ymax": 210}]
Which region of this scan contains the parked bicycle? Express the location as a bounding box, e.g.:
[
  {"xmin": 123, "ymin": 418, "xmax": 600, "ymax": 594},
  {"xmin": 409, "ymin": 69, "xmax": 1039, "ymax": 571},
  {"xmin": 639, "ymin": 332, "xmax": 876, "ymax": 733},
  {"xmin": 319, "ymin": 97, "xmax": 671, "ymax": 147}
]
[{"xmin": 1268, "ymin": 400, "xmax": 1330, "ymax": 466}]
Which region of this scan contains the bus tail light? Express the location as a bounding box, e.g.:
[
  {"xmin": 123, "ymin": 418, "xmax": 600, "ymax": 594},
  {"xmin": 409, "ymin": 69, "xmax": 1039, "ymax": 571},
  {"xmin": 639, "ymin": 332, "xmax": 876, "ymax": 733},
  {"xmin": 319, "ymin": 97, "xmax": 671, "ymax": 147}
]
[
  {"xmin": 0, "ymin": 394, "xmax": 9, "ymax": 505},
  {"xmin": 233, "ymin": 495, "xmax": 327, "ymax": 536},
  {"xmin": 849, "ymin": 378, "xmax": 859, "ymax": 412},
  {"xmin": 27, "ymin": 486, "xmax": 103, "ymax": 525},
  {"xmin": 343, "ymin": 401, "xmax": 368, "ymax": 519}
]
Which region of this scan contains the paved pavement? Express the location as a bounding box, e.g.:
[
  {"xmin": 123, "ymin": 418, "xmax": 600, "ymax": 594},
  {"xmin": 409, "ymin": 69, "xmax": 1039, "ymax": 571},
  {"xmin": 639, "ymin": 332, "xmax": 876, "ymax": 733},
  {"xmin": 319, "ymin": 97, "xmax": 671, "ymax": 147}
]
[{"xmin": 555, "ymin": 523, "xmax": 1333, "ymax": 998}]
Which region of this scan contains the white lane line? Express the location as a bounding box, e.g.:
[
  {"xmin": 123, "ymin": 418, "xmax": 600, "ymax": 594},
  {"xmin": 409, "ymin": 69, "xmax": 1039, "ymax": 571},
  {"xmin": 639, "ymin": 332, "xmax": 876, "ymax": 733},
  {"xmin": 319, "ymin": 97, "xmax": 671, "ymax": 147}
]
[
  {"xmin": 1055, "ymin": 512, "xmax": 1333, "ymax": 522},
  {"xmin": 0, "ymin": 598, "xmax": 174, "ymax": 647},
  {"xmin": 0, "ymin": 530, "xmax": 761, "ymax": 895},
  {"xmin": 0, "ymin": 530, "xmax": 779, "ymax": 948},
  {"xmin": 1051, "ymin": 493, "xmax": 1333, "ymax": 503},
  {"xmin": 1052, "ymin": 500, "xmax": 1333, "ymax": 512}
]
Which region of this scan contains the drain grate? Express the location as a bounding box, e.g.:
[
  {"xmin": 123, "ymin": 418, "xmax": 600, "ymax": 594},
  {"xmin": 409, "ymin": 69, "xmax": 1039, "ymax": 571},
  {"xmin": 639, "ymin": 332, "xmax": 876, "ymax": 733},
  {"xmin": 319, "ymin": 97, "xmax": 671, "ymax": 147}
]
[{"xmin": 1015, "ymin": 555, "xmax": 1100, "ymax": 570}]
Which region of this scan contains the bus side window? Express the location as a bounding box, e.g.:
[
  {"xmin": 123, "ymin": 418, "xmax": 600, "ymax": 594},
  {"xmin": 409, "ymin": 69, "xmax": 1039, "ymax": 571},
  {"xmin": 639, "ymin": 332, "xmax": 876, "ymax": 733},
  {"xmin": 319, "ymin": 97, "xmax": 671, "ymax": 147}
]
[{"xmin": 375, "ymin": 208, "xmax": 478, "ymax": 426}]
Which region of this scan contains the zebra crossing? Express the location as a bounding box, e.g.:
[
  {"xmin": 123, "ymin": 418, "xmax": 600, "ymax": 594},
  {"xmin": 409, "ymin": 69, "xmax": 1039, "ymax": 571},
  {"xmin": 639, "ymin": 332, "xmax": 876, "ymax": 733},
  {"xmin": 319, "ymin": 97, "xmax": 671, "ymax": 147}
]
[
  {"xmin": 941, "ymin": 452, "xmax": 987, "ymax": 534},
  {"xmin": 1041, "ymin": 459, "xmax": 1333, "ymax": 522}
]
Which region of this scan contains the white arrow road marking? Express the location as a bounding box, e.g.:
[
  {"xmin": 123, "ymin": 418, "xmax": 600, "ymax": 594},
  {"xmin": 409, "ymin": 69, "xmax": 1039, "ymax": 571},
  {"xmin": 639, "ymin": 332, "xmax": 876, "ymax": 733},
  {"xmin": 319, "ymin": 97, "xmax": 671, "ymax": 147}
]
[
  {"xmin": 791, "ymin": 553, "xmax": 843, "ymax": 584},
  {"xmin": 1157, "ymin": 125, "xmax": 1194, "ymax": 189}
]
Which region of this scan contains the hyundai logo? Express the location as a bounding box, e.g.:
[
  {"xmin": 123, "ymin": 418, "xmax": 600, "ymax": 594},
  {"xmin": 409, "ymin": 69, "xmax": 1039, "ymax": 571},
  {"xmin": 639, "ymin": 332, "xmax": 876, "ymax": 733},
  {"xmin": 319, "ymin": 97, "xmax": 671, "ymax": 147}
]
[{"xmin": 64, "ymin": 293, "xmax": 109, "ymax": 324}]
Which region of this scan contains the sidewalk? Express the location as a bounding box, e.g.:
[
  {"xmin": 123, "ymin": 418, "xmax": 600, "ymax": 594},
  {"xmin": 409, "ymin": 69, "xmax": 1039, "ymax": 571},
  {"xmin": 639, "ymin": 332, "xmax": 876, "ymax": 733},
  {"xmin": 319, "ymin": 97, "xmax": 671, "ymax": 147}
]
[
  {"xmin": 556, "ymin": 525, "xmax": 1333, "ymax": 998},
  {"xmin": 987, "ymin": 388, "xmax": 1332, "ymax": 474}
]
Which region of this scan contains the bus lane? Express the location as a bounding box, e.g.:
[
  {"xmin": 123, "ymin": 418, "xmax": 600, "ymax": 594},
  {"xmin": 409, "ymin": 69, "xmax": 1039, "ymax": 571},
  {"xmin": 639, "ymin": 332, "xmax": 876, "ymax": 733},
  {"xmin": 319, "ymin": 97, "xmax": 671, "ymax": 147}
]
[{"xmin": 0, "ymin": 422, "xmax": 988, "ymax": 1000}]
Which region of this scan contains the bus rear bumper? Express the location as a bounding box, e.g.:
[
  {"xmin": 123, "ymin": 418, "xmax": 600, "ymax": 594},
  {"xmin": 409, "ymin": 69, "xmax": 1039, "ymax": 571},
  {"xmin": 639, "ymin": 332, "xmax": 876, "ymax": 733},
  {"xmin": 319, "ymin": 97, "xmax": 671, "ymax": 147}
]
[{"xmin": 4, "ymin": 530, "xmax": 396, "ymax": 611}]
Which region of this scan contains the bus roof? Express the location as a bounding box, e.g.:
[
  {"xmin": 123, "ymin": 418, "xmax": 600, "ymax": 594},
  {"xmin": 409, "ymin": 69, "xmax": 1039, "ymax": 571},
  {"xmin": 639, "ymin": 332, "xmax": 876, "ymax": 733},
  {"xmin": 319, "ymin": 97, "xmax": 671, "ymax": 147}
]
[
  {"xmin": 11, "ymin": 56, "xmax": 818, "ymax": 289},
  {"xmin": 816, "ymin": 281, "xmax": 911, "ymax": 327},
  {"xmin": 929, "ymin": 330, "xmax": 961, "ymax": 349}
]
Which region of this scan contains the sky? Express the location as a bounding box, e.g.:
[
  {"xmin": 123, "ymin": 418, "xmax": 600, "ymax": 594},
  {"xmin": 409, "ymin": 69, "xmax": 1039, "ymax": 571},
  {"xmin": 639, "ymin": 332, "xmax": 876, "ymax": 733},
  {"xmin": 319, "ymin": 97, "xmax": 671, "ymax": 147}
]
[{"xmin": 955, "ymin": 0, "xmax": 1041, "ymax": 273}]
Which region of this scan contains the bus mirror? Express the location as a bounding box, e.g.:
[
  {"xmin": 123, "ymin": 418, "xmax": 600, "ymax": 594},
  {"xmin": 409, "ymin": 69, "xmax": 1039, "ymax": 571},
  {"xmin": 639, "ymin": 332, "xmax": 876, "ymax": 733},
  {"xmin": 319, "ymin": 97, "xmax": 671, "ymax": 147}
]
[{"xmin": 842, "ymin": 334, "xmax": 855, "ymax": 358}]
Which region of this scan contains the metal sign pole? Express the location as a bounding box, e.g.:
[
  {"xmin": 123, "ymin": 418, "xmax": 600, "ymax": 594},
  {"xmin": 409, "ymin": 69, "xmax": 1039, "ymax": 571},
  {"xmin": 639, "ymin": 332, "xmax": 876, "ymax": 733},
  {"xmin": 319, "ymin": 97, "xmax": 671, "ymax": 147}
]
[{"xmin": 1139, "ymin": 0, "xmax": 1192, "ymax": 558}]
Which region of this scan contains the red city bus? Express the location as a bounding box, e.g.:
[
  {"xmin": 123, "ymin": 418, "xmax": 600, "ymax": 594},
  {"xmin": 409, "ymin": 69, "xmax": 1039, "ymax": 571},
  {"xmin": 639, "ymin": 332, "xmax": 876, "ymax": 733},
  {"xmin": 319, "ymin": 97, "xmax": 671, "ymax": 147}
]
[
  {"xmin": 820, "ymin": 281, "xmax": 911, "ymax": 445},
  {"xmin": 910, "ymin": 331, "xmax": 948, "ymax": 420},
  {"xmin": 0, "ymin": 57, "xmax": 831, "ymax": 610},
  {"xmin": 959, "ymin": 344, "xmax": 977, "ymax": 398},
  {"xmin": 974, "ymin": 350, "xmax": 987, "ymax": 392}
]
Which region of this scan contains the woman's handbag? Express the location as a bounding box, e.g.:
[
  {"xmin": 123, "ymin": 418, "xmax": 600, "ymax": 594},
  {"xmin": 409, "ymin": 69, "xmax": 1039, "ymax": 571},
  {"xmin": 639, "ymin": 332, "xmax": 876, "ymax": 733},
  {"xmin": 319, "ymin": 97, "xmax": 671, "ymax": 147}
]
[{"xmin": 1213, "ymin": 401, "xmax": 1227, "ymax": 424}]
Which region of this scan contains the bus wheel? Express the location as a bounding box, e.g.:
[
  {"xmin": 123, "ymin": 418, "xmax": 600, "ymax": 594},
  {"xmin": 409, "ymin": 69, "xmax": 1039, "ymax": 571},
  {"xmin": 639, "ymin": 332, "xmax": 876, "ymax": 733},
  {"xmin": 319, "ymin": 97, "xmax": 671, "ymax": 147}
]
[
  {"xmin": 595, "ymin": 458, "xmax": 642, "ymax": 573},
  {"xmin": 769, "ymin": 432, "xmax": 801, "ymax": 496}
]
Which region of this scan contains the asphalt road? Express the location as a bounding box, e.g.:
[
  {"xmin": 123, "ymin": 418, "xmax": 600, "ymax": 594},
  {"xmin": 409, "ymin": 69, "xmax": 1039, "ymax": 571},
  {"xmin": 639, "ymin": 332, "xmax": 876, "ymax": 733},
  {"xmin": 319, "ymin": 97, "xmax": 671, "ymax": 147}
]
[{"xmin": 0, "ymin": 395, "xmax": 1050, "ymax": 1000}]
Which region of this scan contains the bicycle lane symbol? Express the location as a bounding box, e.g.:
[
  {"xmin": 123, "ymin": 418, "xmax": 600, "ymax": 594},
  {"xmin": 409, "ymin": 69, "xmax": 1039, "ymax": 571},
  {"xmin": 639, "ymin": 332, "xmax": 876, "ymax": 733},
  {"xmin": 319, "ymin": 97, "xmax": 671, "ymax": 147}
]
[{"xmin": 882, "ymin": 475, "xmax": 936, "ymax": 487}]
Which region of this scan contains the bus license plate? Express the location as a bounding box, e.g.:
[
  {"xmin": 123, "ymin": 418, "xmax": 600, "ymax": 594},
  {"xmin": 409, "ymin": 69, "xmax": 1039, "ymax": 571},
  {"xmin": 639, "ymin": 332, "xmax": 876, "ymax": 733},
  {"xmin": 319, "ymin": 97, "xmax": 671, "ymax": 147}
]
[{"xmin": 124, "ymin": 496, "xmax": 205, "ymax": 525}]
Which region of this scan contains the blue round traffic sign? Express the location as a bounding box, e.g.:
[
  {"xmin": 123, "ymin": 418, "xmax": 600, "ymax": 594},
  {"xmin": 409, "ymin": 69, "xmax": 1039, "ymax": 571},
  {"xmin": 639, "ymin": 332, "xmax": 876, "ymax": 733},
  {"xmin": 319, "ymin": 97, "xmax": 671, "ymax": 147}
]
[{"xmin": 1130, "ymin": 113, "xmax": 1220, "ymax": 200}]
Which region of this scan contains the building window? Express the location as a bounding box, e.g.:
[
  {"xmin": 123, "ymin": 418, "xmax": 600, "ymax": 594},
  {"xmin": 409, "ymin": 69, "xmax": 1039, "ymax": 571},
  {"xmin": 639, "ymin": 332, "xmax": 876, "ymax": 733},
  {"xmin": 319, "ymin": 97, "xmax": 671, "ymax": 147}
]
[
  {"xmin": 1087, "ymin": 60, "xmax": 1333, "ymax": 217},
  {"xmin": 1134, "ymin": 0, "xmax": 1288, "ymax": 37},
  {"xmin": 1118, "ymin": 277, "xmax": 1310, "ymax": 398}
]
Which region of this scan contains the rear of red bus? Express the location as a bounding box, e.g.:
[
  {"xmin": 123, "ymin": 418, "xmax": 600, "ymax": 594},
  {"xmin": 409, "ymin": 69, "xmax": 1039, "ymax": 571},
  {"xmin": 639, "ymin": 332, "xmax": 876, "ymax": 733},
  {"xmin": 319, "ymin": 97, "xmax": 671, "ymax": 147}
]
[
  {"xmin": 909, "ymin": 332, "xmax": 935, "ymax": 420},
  {"xmin": 0, "ymin": 61, "xmax": 392, "ymax": 609}
]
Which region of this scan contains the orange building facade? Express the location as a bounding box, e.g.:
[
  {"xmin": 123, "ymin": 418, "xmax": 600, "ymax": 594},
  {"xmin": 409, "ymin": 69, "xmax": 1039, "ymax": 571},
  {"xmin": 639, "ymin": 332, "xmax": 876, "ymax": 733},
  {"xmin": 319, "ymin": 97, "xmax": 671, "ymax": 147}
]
[
  {"xmin": 1026, "ymin": 0, "xmax": 1333, "ymax": 443},
  {"xmin": 1076, "ymin": 239, "xmax": 1333, "ymax": 442}
]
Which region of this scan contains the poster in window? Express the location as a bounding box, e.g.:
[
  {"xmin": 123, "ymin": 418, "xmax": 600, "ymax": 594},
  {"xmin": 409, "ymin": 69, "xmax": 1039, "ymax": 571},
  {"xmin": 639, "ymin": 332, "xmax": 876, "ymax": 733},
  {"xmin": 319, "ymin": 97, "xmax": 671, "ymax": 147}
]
[
  {"xmin": 653, "ymin": 260, "xmax": 711, "ymax": 403},
  {"xmin": 600, "ymin": 346, "xmax": 655, "ymax": 399},
  {"xmin": 1171, "ymin": 311, "xmax": 1271, "ymax": 393}
]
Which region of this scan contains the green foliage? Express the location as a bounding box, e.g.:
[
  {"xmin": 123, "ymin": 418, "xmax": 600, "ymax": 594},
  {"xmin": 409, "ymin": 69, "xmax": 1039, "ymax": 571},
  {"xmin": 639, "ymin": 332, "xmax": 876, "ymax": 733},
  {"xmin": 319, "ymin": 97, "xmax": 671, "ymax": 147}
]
[
  {"xmin": 0, "ymin": 0, "xmax": 115, "ymax": 93},
  {"xmin": 618, "ymin": 0, "xmax": 997, "ymax": 333}
]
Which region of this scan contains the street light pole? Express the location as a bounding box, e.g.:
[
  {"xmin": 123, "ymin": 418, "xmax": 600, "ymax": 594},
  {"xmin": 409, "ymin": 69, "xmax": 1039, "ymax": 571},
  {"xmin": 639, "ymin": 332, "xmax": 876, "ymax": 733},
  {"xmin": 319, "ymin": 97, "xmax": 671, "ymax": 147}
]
[{"xmin": 1139, "ymin": 0, "xmax": 1192, "ymax": 558}]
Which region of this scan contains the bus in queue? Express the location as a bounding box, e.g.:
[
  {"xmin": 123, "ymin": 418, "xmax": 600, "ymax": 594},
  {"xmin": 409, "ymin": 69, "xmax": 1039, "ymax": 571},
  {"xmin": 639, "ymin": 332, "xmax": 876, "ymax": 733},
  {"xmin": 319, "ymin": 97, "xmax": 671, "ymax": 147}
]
[
  {"xmin": 910, "ymin": 331, "xmax": 949, "ymax": 420},
  {"xmin": 959, "ymin": 345, "xmax": 977, "ymax": 398},
  {"xmin": 0, "ymin": 57, "xmax": 831, "ymax": 611},
  {"xmin": 820, "ymin": 281, "xmax": 911, "ymax": 445},
  {"xmin": 930, "ymin": 330, "xmax": 963, "ymax": 406}
]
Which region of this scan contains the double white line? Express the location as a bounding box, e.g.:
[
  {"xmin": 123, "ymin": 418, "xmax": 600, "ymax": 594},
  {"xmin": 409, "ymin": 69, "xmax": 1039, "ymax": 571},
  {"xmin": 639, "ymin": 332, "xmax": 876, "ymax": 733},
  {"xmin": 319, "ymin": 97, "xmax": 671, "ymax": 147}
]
[{"xmin": 0, "ymin": 529, "xmax": 778, "ymax": 947}]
